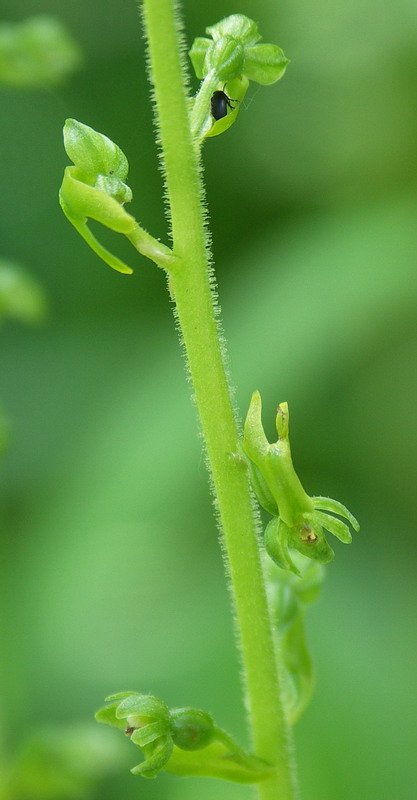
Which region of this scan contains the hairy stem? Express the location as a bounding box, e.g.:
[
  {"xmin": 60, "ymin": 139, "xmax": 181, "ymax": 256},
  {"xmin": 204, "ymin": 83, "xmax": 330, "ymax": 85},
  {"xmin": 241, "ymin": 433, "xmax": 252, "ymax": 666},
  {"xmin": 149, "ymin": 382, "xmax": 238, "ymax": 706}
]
[{"xmin": 140, "ymin": 1, "xmax": 298, "ymax": 797}]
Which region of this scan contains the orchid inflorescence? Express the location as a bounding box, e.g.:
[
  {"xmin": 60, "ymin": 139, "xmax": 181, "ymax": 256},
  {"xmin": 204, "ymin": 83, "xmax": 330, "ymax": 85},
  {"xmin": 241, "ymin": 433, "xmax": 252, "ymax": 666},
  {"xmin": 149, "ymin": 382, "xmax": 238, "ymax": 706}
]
[{"xmin": 58, "ymin": 14, "xmax": 288, "ymax": 273}]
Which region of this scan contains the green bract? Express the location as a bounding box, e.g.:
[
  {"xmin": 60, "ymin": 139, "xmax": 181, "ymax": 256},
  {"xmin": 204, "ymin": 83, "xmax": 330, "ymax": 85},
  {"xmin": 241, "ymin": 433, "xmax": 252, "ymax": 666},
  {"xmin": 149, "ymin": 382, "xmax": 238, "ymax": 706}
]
[
  {"xmin": 188, "ymin": 37, "xmax": 211, "ymax": 80},
  {"xmin": 244, "ymin": 44, "xmax": 289, "ymax": 86},
  {"xmin": 95, "ymin": 692, "xmax": 272, "ymax": 783},
  {"xmin": 59, "ymin": 119, "xmax": 135, "ymax": 274},
  {"xmin": 243, "ymin": 391, "xmax": 360, "ymax": 576},
  {"xmin": 205, "ymin": 77, "xmax": 249, "ymax": 139}
]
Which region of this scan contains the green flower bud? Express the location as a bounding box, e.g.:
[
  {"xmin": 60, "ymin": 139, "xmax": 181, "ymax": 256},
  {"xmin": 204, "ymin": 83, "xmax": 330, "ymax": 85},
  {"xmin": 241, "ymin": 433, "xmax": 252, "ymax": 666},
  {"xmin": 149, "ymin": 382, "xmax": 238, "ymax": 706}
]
[
  {"xmin": 206, "ymin": 14, "xmax": 261, "ymax": 47},
  {"xmin": 170, "ymin": 708, "xmax": 215, "ymax": 751},
  {"xmin": 63, "ymin": 119, "xmax": 128, "ymax": 181},
  {"xmin": 205, "ymin": 37, "xmax": 245, "ymax": 81}
]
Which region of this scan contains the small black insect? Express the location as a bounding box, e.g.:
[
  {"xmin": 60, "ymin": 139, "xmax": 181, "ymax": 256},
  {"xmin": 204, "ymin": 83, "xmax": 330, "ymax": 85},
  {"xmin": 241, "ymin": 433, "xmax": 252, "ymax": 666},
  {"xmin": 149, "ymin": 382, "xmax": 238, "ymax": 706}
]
[{"xmin": 210, "ymin": 88, "xmax": 237, "ymax": 121}]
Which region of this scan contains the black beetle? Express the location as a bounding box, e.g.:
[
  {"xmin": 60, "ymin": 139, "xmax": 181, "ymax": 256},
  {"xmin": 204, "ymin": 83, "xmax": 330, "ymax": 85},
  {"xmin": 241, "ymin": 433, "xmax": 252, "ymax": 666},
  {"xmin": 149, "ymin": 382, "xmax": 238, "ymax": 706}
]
[{"xmin": 210, "ymin": 88, "xmax": 237, "ymax": 121}]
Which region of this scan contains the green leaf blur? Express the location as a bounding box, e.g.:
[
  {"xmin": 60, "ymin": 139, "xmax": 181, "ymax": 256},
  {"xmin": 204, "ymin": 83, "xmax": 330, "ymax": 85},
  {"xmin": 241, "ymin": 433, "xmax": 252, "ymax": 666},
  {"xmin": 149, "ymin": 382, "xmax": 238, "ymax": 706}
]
[
  {"xmin": 0, "ymin": 15, "xmax": 81, "ymax": 87},
  {"xmin": 1, "ymin": 2, "xmax": 416, "ymax": 800}
]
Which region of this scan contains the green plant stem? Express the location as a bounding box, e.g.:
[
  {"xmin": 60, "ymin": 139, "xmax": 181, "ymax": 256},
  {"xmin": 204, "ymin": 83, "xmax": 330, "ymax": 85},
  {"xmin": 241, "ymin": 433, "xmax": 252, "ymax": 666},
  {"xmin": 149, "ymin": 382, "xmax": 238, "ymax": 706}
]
[
  {"xmin": 126, "ymin": 223, "xmax": 177, "ymax": 269},
  {"xmin": 189, "ymin": 69, "xmax": 218, "ymax": 140},
  {"xmin": 140, "ymin": 1, "xmax": 298, "ymax": 797}
]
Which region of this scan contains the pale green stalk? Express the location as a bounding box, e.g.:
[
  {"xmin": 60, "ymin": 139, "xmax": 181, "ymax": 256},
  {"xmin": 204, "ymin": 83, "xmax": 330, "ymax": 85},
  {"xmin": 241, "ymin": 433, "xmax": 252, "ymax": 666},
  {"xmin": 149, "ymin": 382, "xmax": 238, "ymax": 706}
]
[
  {"xmin": 139, "ymin": 1, "xmax": 298, "ymax": 797},
  {"xmin": 189, "ymin": 70, "xmax": 218, "ymax": 139}
]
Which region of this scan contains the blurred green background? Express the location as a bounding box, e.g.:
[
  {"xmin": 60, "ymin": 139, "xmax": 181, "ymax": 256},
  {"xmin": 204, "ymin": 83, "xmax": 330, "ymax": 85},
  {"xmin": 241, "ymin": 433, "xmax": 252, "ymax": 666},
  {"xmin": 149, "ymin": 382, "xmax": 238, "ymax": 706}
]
[{"xmin": 1, "ymin": 0, "xmax": 416, "ymax": 798}]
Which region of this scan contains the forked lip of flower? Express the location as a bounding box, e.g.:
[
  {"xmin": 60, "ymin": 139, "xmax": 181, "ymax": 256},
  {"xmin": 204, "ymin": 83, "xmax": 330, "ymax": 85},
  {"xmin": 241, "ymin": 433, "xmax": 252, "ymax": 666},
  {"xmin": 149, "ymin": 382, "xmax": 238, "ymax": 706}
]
[{"xmin": 60, "ymin": 166, "xmax": 135, "ymax": 234}]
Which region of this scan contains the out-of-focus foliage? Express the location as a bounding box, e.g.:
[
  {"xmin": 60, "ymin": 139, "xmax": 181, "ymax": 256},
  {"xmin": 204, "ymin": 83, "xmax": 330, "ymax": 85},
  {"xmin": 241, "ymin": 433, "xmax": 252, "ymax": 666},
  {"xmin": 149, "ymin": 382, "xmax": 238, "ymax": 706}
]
[
  {"xmin": 0, "ymin": 405, "xmax": 8, "ymax": 455},
  {"xmin": 265, "ymin": 554, "xmax": 325, "ymax": 724},
  {"xmin": 0, "ymin": 15, "xmax": 82, "ymax": 87},
  {"xmin": 0, "ymin": 259, "xmax": 45, "ymax": 459},
  {"xmin": 0, "ymin": 1, "xmax": 416, "ymax": 800},
  {"xmin": 0, "ymin": 260, "xmax": 46, "ymax": 324},
  {"xmin": 4, "ymin": 725, "xmax": 124, "ymax": 800}
]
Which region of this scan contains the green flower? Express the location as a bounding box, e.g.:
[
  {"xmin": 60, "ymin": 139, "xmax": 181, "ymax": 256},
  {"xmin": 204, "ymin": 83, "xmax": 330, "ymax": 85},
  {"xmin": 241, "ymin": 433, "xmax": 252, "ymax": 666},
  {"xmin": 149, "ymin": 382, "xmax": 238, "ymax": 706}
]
[
  {"xmin": 189, "ymin": 14, "xmax": 289, "ymax": 86},
  {"xmin": 59, "ymin": 119, "xmax": 136, "ymax": 274},
  {"xmin": 188, "ymin": 14, "xmax": 289, "ymax": 142},
  {"xmin": 243, "ymin": 391, "xmax": 360, "ymax": 576}
]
